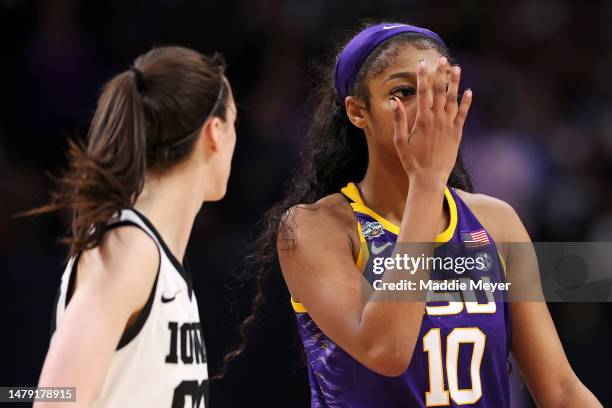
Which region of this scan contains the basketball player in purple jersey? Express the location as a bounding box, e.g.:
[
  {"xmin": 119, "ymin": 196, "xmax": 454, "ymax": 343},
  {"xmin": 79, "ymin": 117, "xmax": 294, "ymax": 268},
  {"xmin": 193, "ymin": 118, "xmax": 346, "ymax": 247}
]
[{"xmin": 225, "ymin": 23, "xmax": 602, "ymax": 407}]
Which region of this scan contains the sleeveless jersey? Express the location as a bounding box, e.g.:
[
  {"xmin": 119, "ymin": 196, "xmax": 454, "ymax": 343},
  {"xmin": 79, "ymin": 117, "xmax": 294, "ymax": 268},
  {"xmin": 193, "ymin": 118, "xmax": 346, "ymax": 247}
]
[
  {"xmin": 292, "ymin": 183, "xmax": 511, "ymax": 407},
  {"xmin": 51, "ymin": 208, "xmax": 208, "ymax": 408}
]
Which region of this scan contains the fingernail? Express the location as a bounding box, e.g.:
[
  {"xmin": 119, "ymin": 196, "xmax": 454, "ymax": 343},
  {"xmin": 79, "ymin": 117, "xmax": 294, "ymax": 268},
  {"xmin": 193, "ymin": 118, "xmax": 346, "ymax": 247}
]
[
  {"xmin": 466, "ymin": 89, "xmax": 473, "ymax": 97},
  {"xmin": 390, "ymin": 98, "xmax": 398, "ymax": 109},
  {"xmin": 440, "ymin": 56, "xmax": 448, "ymax": 65},
  {"xmin": 452, "ymin": 65, "xmax": 461, "ymax": 75}
]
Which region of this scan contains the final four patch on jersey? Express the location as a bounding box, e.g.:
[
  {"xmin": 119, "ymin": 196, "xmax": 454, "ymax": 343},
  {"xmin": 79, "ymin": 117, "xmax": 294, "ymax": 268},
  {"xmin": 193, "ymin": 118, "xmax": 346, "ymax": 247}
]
[{"xmin": 362, "ymin": 221, "xmax": 385, "ymax": 239}]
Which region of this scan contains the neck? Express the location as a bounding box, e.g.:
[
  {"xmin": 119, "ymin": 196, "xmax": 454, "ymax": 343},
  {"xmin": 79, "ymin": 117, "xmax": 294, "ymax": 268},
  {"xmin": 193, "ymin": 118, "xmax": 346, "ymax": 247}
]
[
  {"xmin": 359, "ymin": 156, "xmax": 409, "ymax": 226},
  {"xmin": 358, "ymin": 151, "xmax": 448, "ymax": 232},
  {"xmin": 133, "ymin": 162, "xmax": 205, "ymax": 262}
]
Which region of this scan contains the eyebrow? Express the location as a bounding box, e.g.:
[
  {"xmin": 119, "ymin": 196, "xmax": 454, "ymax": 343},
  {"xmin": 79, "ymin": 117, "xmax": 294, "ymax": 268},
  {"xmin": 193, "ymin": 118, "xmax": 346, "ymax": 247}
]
[{"xmin": 383, "ymin": 71, "xmax": 417, "ymax": 84}]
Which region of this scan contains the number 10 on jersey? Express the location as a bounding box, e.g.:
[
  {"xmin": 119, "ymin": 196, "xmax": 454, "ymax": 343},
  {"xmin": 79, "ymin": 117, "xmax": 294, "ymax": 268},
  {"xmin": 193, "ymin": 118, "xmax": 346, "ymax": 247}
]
[{"xmin": 423, "ymin": 327, "xmax": 486, "ymax": 406}]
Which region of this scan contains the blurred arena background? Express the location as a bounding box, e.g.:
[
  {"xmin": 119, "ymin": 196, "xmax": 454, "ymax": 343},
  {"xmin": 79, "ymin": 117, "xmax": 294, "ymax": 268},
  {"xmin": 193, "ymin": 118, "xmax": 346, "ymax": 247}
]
[{"xmin": 1, "ymin": 0, "xmax": 611, "ymax": 406}]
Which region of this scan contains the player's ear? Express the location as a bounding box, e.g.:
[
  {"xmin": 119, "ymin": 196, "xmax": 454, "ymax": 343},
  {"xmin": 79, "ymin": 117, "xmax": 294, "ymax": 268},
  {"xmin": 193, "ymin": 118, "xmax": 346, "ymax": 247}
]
[
  {"xmin": 345, "ymin": 96, "xmax": 368, "ymax": 129},
  {"xmin": 199, "ymin": 117, "xmax": 223, "ymax": 154}
]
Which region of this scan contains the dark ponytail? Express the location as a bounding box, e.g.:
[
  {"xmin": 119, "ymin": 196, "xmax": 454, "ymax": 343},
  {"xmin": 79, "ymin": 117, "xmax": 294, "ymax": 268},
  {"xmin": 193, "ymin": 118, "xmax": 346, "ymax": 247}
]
[{"xmin": 26, "ymin": 46, "xmax": 229, "ymax": 258}]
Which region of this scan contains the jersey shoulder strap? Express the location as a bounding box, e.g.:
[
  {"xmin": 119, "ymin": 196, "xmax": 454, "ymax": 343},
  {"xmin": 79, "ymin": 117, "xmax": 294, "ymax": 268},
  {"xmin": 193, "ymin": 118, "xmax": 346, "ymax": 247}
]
[{"xmin": 52, "ymin": 212, "xmax": 161, "ymax": 349}]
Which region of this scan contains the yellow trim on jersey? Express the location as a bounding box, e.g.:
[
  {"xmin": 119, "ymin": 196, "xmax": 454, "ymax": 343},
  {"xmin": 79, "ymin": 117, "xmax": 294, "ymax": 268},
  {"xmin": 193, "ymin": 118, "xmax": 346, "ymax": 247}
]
[
  {"xmin": 437, "ymin": 188, "xmax": 458, "ymax": 244},
  {"xmin": 340, "ymin": 182, "xmax": 458, "ymax": 244},
  {"xmin": 356, "ymin": 221, "xmax": 369, "ymax": 273},
  {"xmin": 341, "ymin": 182, "xmax": 365, "ymax": 204},
  {"xmin": 349, "ymin": 202, "xmax": 400, "ymax": 235},
  {"xmin": 291, "ymin": 296, "xmax": 307, "ymax": 313},
  {"xmin": 497, "ymin": 248, "xmax": 507, "ymax": 277}
]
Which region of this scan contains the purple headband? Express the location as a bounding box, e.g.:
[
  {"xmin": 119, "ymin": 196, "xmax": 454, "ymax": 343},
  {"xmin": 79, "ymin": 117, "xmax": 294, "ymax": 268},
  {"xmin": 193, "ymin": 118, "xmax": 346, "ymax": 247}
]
[{"xmin": 335, "ymin": 23, "xmax": 446, "ymax": 102}]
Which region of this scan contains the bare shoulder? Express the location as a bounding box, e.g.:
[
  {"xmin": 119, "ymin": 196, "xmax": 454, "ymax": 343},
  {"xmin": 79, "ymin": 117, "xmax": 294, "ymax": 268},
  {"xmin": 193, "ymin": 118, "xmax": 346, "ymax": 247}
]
[
  {"xmin": 279, "ymin": 192, "xmax": 358, "ymax": 249},
  {"xmin": 454, "ymin": 189, "xmax": 516, "ymax": 219},
  {"xmin": 454, "ymin": 189, "xmax": 529, "ymax": 243},
  {"xmin": 76, "ymin": 225, "xmax": 160, "ymax": 310}
]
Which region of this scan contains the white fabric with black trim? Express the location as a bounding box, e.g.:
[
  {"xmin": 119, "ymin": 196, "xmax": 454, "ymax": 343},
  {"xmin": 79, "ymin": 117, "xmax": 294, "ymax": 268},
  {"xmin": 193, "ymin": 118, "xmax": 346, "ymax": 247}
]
[{"xmin": 52, "ymin": 208, "xmax": 208, "ymax": 408}]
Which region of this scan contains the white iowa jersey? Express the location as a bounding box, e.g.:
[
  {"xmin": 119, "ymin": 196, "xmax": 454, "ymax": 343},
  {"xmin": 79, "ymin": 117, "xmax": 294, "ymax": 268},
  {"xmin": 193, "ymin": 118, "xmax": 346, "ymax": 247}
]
[{"xmin": 52, "ymin": 208, "xmax": 208, "ymax": 407}]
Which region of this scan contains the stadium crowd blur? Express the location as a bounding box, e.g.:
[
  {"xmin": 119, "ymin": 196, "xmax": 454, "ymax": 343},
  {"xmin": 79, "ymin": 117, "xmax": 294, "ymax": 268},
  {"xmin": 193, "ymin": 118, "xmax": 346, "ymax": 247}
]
[{"xmin": 1, "ymin": 0, "xmax": 611, "ymax": 406}]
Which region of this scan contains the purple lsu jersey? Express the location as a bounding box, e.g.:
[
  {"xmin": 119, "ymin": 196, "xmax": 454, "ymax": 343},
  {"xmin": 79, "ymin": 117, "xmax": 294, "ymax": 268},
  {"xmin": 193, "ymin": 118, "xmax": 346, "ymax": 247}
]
[{"xmin": 291, "ymin": 182, "xmax": 511, "ymax": 407}]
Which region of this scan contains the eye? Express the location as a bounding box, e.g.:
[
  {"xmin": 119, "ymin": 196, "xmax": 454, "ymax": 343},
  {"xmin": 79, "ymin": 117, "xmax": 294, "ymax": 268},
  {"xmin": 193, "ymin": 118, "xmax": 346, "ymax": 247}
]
[{"xmin": 390, "ymin": 85, "xmax": 416, "ymax": 100}]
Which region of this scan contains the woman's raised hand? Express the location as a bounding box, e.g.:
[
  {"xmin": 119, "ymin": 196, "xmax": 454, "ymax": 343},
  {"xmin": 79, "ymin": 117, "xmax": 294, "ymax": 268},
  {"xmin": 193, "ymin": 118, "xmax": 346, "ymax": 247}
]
[{"xmin": 392, "ymin": 56, "xmax": 472, "ymax": 187}]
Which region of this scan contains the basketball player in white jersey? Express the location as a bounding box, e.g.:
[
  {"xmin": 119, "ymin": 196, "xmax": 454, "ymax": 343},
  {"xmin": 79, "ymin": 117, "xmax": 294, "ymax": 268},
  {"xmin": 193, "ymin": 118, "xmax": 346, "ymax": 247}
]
[{"xmin": 33, "ymin": 46, "xmax": 237, "ymax": 407}]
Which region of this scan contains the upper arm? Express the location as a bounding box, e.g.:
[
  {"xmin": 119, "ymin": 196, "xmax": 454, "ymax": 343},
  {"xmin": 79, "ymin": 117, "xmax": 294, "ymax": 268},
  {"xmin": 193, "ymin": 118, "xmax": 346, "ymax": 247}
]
[
  {"xmin": 36, "ymin": 226, "xmax": 159, "ymax": 406},
  {"xmin": 277, "ymin": 204, "xmax": 370, "ymax": 357},
  {"xmin": 467, "ymin": 194, "xmax": 592, "ymax": 406},
  {"xmin": 501, "ymin": 209, "xmax": 580, "ymax": 406},
  {"xmin": 278, "ymin": 195, "xmax": 456, "ymax": 376}
]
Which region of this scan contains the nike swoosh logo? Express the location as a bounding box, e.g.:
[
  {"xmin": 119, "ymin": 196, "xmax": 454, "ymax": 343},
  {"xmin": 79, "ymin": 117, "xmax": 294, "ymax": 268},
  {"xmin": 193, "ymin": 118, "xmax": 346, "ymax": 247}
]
[
  {"xmin": 161, "ymin": 291, "xmax": 180, "ymax": 303},
  {"xmin": 370, "ymin": 242, "xmax": 392, "ymax": 255},
  {"xmin": 382, "ymin": 25, "xmax": 403, "ymax": 30}
]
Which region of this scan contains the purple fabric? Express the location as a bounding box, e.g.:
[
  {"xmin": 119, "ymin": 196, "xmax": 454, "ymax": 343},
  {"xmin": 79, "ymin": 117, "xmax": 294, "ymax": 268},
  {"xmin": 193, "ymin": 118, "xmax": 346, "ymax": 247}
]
[
  {"xmin": 295, "ymin": 187, "xmax": 511, "ymax": 407},
  {"xmin": 335, "ymin": 23, "xmax": 446, "ymax": 101}
]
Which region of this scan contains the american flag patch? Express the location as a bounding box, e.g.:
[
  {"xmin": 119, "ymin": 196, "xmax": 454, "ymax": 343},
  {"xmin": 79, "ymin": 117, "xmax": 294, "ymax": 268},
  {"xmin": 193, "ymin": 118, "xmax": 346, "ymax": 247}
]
[{"xmin": 461, "ymin": 229, "xmax": 490, "ymax": 247}]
